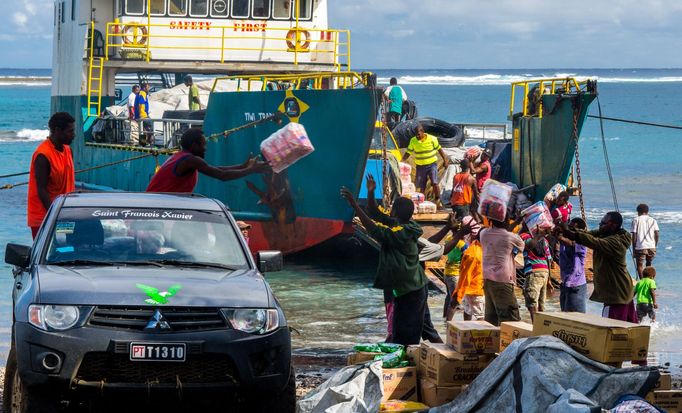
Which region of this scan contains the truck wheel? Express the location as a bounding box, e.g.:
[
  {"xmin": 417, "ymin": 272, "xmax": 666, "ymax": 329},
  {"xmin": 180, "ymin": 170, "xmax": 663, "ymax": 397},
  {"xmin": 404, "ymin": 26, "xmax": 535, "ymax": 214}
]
[{"xmin": 4, "ymin": 348, "xmax": 57, "ymax": 413}]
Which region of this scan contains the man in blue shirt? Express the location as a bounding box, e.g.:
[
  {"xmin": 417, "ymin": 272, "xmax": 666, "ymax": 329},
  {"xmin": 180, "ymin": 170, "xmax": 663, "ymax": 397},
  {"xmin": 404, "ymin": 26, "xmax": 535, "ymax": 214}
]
[{"xmin": 134, "ymin": 83, "xmax": 152, "ymax": 145}]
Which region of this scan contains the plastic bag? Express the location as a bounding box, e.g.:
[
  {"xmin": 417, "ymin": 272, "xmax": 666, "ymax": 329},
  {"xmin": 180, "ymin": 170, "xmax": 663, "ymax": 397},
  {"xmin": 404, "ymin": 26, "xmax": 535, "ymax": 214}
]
[
  {"xmin": 380, "ymin": 400, "xmax": 430, "ymax": 412},
  {"xmin": 418, "ymin": 201, "xmax": 437, "ymax": 214},
  {"xmin": 521, "ymin": 201, "xmax": 555, "ymax": 235},
  {"xmin": 399, "ymin": 162, "xmax": 412, "ymax": 177},
  {"xmin": 378, "ymin": 343, "xmax": 404, "ymax": 353},
  {"xmin": 401, "ymin": 182, "xmax": 416, "ymax": 196},
  {"xmin": 465, "ymin": 146, "xmax": 482, "ymax": 160},
  {"xmin": 477, "ymin": 179, "xmax": 512, "ymax": 222},
  {"xmin": 544, "ymin": 183, "xmax": 567, "ymax": 204},
  {"xmin": 354, "ymin": 343, "xmax": 382, "ymax": 353},
  {"xmin": 374, "ymin": 349, "xmax": 406, "ymax": 368},
  {"xmin": 260, "ymin": 122, "xmax": 314, "ymax": 173}
]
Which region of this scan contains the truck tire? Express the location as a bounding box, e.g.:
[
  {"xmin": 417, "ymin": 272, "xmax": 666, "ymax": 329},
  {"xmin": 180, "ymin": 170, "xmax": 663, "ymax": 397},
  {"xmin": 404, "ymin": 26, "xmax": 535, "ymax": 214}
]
[{"xmin": 4, "ymin": 348, "xmax": 58, "ymax": 413}]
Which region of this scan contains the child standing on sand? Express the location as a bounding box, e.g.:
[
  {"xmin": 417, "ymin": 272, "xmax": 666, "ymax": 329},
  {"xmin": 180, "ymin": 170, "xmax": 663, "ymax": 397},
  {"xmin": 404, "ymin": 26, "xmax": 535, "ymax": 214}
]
[{"xmin": 634, "ymin": 266, "xmax": 659, "ymax": 323}]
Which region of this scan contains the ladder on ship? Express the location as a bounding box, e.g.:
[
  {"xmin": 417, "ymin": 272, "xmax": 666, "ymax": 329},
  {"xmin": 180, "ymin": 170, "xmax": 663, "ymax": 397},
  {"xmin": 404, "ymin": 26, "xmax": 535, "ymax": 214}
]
[{"xmin": 87, "ymin": 57, "xmax": 104, "ymax": 118}]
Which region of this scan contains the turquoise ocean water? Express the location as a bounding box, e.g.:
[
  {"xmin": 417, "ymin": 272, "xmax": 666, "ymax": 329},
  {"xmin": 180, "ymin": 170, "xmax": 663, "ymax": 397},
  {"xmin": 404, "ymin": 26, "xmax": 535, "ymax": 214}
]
[{"xmin": 0, "ymin": 68, "xmax": 681, "ymax": 364}]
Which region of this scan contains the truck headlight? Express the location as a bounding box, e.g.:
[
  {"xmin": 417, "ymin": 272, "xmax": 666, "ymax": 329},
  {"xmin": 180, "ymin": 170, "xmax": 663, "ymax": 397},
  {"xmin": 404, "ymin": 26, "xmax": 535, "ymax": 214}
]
[
  {"xmin": 29, "ymin": 305, "xmax": 80, "ymax": 331},
  {"xmin": 222, "ymin": 309, "xmax": 279, "ymax": 334}
]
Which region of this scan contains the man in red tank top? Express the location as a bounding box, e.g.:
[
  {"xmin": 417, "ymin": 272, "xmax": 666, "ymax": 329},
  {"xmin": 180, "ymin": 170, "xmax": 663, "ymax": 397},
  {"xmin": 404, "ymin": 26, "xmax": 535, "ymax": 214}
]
[
  {"xmin": 450, "ymin": 159, "xmax": 478, "ymax": 219},
  {"xmin": 27, "ymin": 112, "xmax": 76, "ymax": 238},
  {"xmin": 146, "ymin": 128, "xmax": 270, "ymax": 193}
]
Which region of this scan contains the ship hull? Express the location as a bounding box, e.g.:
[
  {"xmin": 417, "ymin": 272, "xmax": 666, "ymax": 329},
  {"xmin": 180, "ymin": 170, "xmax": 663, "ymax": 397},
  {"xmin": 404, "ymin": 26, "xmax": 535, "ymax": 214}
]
[{"xmin": 52, "ymin": 88, "xmax": 376, "ymax": 254}]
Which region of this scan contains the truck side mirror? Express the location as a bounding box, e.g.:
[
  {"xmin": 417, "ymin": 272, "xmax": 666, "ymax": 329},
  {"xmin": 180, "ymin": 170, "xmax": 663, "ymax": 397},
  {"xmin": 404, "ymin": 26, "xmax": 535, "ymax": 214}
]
[
  {"xmin": 256, "ymin": 250, "xmax": 283, "ymax": 273},
  {"xmin": 5, "ymin": 243, "xmax": 31, "ymax": 268}
]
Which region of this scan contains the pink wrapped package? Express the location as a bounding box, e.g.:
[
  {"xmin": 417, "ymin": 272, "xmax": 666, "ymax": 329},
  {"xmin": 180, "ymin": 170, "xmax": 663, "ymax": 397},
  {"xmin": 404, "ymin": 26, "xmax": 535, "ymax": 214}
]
[
  {"xmin": 260, "ymin": 122, "xmax": 314, "ymax": 173},
  {"xmin": 418, "ymin": 201, "xmax": 437, "ymax": 214},
  {"xmin": 477, "ymin": 179, "xmax": 512, "ymax": 222},
  {"xmin": 407, "ymin": 192, "xmax": 425, "ymax": 208},
  {"xmin": 521, "ymin": 201, "xmax": 555, "ymax": 235},
  {"xmin": 401, "ymin": 182, "xmax": 416, "ymax": 195},
  {"xmin": 399, "ymin": 162, "xmax": 412, "ymax": 177},
  {"xmin": 465, "ymin": 146, "xmax": 482, "ymax": 160}
]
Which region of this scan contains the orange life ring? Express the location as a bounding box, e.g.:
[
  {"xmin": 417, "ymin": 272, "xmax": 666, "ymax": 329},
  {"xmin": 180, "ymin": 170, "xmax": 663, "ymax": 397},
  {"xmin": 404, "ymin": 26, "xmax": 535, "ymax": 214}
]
[
  {"xmin": 122, "ymin": 25, "xmax": 148, "ymax": 46},
  {"xmin": 286, "ymin": 29, "xmax": 311, "ymax": 50}
]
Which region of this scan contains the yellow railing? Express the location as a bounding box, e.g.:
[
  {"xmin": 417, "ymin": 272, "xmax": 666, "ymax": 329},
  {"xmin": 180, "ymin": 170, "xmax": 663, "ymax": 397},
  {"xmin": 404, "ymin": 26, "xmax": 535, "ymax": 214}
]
[
  {"xmin": 211, "ymin": 71, "xmax": 368, "ymax": 92},
  {"xmin": 103, "ymin": 22, "xmax": 351, "ymax": 70},
  {"xmin": 509, "ymin": 77, "xmax": 590, "ymax": 118}
]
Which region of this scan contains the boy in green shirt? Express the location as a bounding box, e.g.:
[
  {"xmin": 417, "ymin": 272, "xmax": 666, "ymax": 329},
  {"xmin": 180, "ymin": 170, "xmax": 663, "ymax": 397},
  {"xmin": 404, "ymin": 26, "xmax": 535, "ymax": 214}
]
[{"xmin": 635, "ymin": 266, "xmax": 658, "ymax": 322}]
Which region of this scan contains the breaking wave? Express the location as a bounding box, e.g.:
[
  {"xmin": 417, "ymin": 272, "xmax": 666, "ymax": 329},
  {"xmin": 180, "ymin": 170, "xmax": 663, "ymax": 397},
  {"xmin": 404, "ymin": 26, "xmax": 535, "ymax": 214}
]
[
  {"xmin": 585, "ymin": 208, "xmax": 682, "ymax": 225},
  {"xmin": 0, "ymin": 76, "xmax": 51, "ymax": 86},
  {"xmin": 0, "ymin": 129, "xmax": 48, "ymax": 143},
  {"xmin": 377, "ymin": 73, "xmax": 682, "ymax": 86}
]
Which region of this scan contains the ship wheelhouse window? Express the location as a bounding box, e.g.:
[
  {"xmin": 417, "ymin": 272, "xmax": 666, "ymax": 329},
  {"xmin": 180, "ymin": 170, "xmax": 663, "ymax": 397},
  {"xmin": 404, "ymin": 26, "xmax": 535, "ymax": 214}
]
[
  {"xmin": 150, "ymin": 0, "xmax": 166, "ymax": 15},
  {"xmin": 252, "ymin": 0, "xmax": 270, "ymax": 19},
  {"xmin": 231, "ymin": 0, "xmax": 249, "ymax": 18},
  {"xmin": 169, "ymin": 0, "xmax": 188, "ymax": 16},
  {"xmin": 272, "ymin": 0, "xmax": 290, "ymax": 19},
  {"xmin": 125, "ymin": 0, "xmax": 145, "ymax": 15},
  {"xmin": 210, "ymin": 0, "xmax": 228, "ymax": 17},
  {"xmin": 189, "ymin": 0, "xmax": 209, "ymax": 16},
  {"xmin": 296, "ymin": 0, "xmax": 311, "ymax": 19}
]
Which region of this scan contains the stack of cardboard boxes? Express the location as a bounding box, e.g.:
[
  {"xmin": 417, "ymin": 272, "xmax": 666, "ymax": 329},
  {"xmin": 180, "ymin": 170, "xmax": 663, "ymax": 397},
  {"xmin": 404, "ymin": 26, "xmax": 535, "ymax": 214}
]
[{"xmin": 416, "ymin": 320, "xmax": 500, "ymax": 407}]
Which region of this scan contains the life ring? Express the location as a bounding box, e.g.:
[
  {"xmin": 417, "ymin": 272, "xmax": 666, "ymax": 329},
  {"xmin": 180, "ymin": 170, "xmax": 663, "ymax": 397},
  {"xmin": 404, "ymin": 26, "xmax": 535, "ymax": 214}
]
[
  {"xmin": 286, "ymin": 29, "xmax": 311, "ymax": 51},
  {"xmin": 122, "ymin": 25, "xmax": 147, "ymax": 46}
]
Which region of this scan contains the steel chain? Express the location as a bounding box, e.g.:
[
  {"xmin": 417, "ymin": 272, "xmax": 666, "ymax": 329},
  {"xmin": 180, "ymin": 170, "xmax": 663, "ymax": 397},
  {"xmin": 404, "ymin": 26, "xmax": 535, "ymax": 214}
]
[{"xmin": 572, "ymin": 102, "xmax": 587, "ymax": 222}]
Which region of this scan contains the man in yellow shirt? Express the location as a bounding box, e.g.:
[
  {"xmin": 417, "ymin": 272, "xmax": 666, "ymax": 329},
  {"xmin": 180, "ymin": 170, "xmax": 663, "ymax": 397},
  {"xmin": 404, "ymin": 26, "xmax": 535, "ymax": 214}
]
[
  {"xmin": 134, "ymin": 83, "xmax": 152, "ymax": 146},
  {"xmin": 402, "ymin": 124, "xmax": 449, "ymax": 207}
]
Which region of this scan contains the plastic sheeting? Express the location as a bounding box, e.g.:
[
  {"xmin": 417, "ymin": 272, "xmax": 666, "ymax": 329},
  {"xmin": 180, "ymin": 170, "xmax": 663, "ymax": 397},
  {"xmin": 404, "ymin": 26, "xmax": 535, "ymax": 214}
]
[
  {"xmin": 429, "ymin": 336, "xmax": 660, "ymax": 413},
  {"xmin": 297, "ymin": 361, "xmax": 384, "ymax": 413}
]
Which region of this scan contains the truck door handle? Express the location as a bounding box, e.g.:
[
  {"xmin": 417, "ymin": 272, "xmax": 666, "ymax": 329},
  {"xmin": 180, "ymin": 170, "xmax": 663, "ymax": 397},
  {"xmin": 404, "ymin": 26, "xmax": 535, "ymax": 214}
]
[{"xmin": 15, "ymin": 282, "xmax": 22, "ymax": 290}]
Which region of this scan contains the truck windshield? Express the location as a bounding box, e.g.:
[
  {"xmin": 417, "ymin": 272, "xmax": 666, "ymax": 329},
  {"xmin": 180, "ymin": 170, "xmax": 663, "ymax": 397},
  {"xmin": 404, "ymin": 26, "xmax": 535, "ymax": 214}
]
[{"xmin": 44, "ymin": 207, "xmax": 249, "ymax": 269}]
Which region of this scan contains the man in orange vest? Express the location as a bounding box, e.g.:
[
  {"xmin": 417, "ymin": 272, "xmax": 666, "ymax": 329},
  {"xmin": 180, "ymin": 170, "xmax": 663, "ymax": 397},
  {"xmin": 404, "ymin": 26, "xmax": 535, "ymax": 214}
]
[
  {"xmin": 27, "ymin": 112, "xmax": 76, "ymax": 238},
  {"xmin": 450, "ymin": 159, "xmax": 478, "ymax": 219}
]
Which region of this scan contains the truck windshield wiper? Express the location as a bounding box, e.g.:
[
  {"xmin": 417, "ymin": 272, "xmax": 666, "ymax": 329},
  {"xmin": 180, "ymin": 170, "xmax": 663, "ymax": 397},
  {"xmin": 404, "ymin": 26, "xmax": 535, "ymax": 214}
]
[
  {"xmin": 151, "ymin": 260, "xmax": 238, "ymax": 271},
  {"xmin": 48, "ymin": 259, "xmax": 119, "ymax": 266}
]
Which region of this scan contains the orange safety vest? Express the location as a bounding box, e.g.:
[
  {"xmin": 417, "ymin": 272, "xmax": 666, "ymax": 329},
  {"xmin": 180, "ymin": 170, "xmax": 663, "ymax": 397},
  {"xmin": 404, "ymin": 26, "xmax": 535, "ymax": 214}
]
[
  {"xmin": 451, "ymin": 172, "xmax": 473, "ymax": 206},
  {"xmin": 27, "ymin": 139, "xmax": 75, "ymax": 227}
]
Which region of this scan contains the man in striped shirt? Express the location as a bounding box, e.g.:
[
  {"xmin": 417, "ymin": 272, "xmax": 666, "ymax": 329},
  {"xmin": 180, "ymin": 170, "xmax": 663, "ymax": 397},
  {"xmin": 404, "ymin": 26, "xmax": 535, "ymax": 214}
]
[{"xmin": 521, "ymin": 227, "xmax": 554, "ymax": 322}]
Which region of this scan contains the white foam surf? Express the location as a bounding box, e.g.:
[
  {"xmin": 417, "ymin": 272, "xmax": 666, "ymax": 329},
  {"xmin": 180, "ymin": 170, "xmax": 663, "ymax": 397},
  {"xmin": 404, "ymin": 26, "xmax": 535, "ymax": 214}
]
[
  {"xmin": 0, "ymin": 129, "xmax": 48, "ymax": 143},
  {"xmin": 377, "ymin": 73, "xmax": 682, "ymax": 86}
]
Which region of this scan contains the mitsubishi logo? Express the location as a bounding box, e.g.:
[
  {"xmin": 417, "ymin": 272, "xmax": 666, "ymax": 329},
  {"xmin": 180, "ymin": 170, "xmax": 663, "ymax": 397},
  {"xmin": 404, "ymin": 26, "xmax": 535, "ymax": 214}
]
[{"xmin": 144, "ymin": 309, "xmax": 171, "ymax": 331}]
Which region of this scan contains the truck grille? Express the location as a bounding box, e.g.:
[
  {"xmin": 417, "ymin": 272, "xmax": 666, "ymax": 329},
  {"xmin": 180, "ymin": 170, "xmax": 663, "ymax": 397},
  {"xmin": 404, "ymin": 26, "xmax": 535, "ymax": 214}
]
[
  {"xmin": 76, "ymin": 353, "xmax": 237, "ymax": 384},
  {"xmin": 89, "ymin": 306, "xmax": 227, "ymax": 332}
]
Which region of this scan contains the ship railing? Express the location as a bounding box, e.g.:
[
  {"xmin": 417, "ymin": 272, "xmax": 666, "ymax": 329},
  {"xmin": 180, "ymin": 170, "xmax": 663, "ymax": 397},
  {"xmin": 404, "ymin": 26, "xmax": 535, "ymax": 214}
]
[
  {"xmin": 90, "ymin": 117, "xmax": 203, "ymax": 151},
  {"xmin": 102, "ymin": 21, "xmax": 351, "ymax": 70},
  {"xmin": 508, "ymin": 77, "xmax": 592, "ymax": 119},
  {"xmin": 211, "ymin": 71, "xmax": 368, "ymax": 92}
]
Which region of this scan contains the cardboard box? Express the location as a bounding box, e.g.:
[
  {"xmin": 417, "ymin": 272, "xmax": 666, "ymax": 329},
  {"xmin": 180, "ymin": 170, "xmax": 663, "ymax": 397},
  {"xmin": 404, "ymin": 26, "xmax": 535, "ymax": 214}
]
[
  {"xmin": 419, "ymin": 342, "xmax": 493, "ymax": 386},
  {"xmin": 646, "ymin": 390, "xmax": 682, "ymax": 412},
  {"xmin": 532, "ymin": 312, "xmax": 650, "ymax": 363},
  {"xmin": 406, "ymin": 345, "xmax": 420, "ymax": 367},
  {"xmin": 347, "ymin": 351, "xmax": 382, "ymax": 365},
  {"xmin": 383, "ymin": 366, "xmax": 418, "ymax": 402},
  {"xmin": 655, "ymin": 372, "xmax": 672, "ymax": 391},
  {"xmin": 420, "ymin": 379, "xmax": 465, "ymax": 407},
  {"xmin": 446, "ymin": 320, "xmax": 500, "ymax": 354},
  {"xmin": 499, "ymin": 321, "xmax": 534, "ymax": 352}
]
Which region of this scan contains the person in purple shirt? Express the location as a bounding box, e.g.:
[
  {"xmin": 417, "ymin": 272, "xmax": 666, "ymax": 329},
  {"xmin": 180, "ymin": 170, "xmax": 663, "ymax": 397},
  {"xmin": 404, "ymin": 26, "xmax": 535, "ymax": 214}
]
[{"xmin": 557, "ymin": 217, "xmax": 588, "ymax": 312}]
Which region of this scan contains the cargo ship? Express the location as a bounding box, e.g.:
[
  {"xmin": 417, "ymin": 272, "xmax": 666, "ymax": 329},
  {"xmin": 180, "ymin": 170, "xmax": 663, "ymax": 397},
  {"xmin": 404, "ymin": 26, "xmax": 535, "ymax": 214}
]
[
  {"xmin": 50, "ymin": 0, "xmax": 597, "ymax": 256},
  {"xmin": 51, "ymin": 0, "xmax": 378, "ymax": 254}
]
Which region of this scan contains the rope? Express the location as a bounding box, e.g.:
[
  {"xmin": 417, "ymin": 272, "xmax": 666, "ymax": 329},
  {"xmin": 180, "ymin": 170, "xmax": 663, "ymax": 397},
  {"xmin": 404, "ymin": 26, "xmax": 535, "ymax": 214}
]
[
  {"xmin": 595, "ymin": 97, "xmax": 619, "ymax": 211},
  {"xmin": 205, "ymin": 111, "xmax": 284, "ymax": 141},
  {"xmin": 0, "ymin": 152, "xmax": 158, "ymax": 191},
  {"xmin": 587, "ymin": 114, "xmax": 682, "ymax": 130},
  {"xmin": 0, "ymin": 170, "xmax": 30, "ymax": 179}
]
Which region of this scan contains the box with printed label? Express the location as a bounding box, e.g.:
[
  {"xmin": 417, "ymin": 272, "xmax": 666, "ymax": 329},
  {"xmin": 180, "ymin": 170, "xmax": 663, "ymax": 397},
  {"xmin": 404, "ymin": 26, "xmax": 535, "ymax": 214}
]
[
  {"xmin": 532, "ymin": 312, "xmax": 650, "ymax": 363},
  {"xmin": 499, "ymin": 321, "xmax": 534, "ymax": 352},
  {"xmin": 419, "ymin": 379, "xmax": 466, "ymax": 407},
  {"xmin": 419, "ymin": 342, "xmax": 493, "ymax": 386},
  {"xmin": 646, "ymin": 390, "xmax": 682, "ymax": 412},
  {"xmin": 347, "ymin": 351, "xmax": 382, "ymax": 365},
  {"xmin": 382, "ymin": 366, "xmax": 418, "ymax": 402},
  {"xmin": 446, "ymin": 320, "xmax": 500, "ymax": 354}
]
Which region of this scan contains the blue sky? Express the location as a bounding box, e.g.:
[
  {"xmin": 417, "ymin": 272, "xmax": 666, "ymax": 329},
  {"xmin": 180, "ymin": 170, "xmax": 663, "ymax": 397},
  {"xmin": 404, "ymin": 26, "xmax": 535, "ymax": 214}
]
[{"xmin": 4, "ymin": 0, "xmax": 682, "ymax": 69}]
